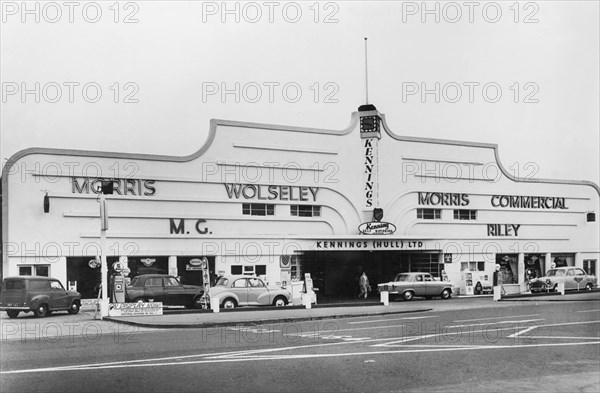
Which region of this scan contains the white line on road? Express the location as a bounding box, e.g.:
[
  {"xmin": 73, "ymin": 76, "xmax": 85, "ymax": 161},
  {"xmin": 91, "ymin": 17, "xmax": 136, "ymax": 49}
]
[
  {"xmin": 576, "ymin": 309, "xmax": 600, "ymax": 313},
  {"xmin": 349, "ymin": 316, "xmax": 438, "ymax": 325},
  {"xmin": 453, "ymin": 314, "xmax": 540, "ymax": 323},
  {"xmin": 535, "ymin": 336, "xmax": 600, "ymax": 340},
  {"xmin": 3, "ymin": 341, "xmax": 599, "ymax": 374},
  {"xmin": 508, "ymin": 326, "xmax": 537, "ymax": 338}
]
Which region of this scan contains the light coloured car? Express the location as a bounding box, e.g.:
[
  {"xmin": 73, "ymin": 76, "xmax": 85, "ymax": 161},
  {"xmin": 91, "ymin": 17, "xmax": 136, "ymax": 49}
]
[
  {"xmin": 207, "ymin": 276, "xmax": 291, "ymax": 309},
  {"xmin": 378, "ymin": 272, "xmax": 453, "ymax": 301},
  {"xmin": 529, "ymin": 267, "xmax": 597, "ymax": 293}
]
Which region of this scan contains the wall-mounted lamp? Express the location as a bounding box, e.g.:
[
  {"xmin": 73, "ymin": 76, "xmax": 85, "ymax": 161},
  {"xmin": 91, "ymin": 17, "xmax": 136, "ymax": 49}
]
[{"xmin": 43, "ymin": 192, "xmax": 50, "ymax": 213}]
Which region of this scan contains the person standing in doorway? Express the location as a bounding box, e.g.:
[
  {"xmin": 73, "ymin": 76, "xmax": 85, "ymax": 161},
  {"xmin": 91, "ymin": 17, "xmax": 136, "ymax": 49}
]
[{"xmin": 358, "ymin": 272, "xmax": 370, "ymax": 299}]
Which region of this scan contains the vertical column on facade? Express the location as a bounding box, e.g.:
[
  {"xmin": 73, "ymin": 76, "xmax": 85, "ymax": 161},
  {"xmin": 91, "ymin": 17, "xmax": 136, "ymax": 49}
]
[
  {"xmin": 575, "ymin": 252, "xmax": 582, "ymax": 268},
  {"xmin": 57, "ymin": 256, "xmax": 67, "ymax": 288},
  {"xmin": 168, "ymin": 256, "xmax": 178, "ymax": 277},
  {"xmin": 545, "ymin": 252, "xmax": 552, "ymax": 273},
  {"xmin": 518, "ymin": 253, "xmax": 525, "ymax": 292}
]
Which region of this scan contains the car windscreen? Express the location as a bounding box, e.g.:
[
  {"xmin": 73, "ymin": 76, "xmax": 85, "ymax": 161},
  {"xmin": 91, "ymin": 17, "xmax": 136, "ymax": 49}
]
[
  {"xmin": 129, "ymin": 277, "xmax": 142, "ymax": 287},
  {"xmin": 393, "ymin": 274, "xmax": 411, "ymax": 282},
  {"xmin": 215, "ymin": 277, "xmax": 229, "ymax": 287}
]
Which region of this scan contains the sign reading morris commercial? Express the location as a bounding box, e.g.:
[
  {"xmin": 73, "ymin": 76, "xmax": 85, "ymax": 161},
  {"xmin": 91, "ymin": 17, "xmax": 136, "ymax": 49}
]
[{"xmin": 417, "ymin": 192, "xmax": 568, "ymax": 210}]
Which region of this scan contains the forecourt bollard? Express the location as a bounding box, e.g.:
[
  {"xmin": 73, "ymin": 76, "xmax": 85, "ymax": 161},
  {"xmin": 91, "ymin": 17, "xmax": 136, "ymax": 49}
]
[
  {"xmin": 380, "ymin": 291, "xmax": 389, "ymax": 306},
  {"xmin": 303, "ymin": 294, "xmax": 312, "ymax": 309},
  {"xmin": 493, "ymin": 286, "xmax": 501, "ymax": 301},
  {"xmin": 210, "ymin": 297, "xmax": 220, "ymax": 313},
  {"xmin": 558, "ymin": 282, "xmax": 565, "ymax": 295}
]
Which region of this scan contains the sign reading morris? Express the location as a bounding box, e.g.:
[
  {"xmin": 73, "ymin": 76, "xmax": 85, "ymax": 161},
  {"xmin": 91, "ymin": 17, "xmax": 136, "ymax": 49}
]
[{"xmin": 72, "ymin": 177, "xmax": 156, "ymax": 196}]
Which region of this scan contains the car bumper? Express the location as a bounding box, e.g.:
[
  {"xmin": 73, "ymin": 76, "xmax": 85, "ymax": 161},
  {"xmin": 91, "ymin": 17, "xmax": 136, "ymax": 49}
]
[{"xmin": 0, "ymin": 306, "xmax": 31, "ymax": 312}]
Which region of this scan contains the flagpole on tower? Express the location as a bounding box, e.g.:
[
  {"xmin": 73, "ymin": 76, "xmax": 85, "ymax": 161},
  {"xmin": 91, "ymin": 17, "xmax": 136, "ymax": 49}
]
[{"xmin": 364, "ymin": 37, "xmax": 369, "ymax": 105}]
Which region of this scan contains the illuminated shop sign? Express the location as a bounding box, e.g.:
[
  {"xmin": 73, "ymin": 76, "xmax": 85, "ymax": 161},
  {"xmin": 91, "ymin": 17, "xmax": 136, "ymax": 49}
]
[
  {"xmin": 224, "ymin": 183, "xmax": 319, "ymax": 201},
  {"xmin": 364, "ymin": 138, "xmax": 377, "ymax": 208},
  {"xmin": 72, "ymin": 177, "xmax": 156, "ymax": 196},
  {"xmin": 358, "ymin": 221, "xmax": 397, "ymax": 235}
]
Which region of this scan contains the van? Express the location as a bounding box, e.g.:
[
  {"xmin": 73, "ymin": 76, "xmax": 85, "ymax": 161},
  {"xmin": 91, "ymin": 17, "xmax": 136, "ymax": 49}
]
[{"xmin": 0, "ymin": 276, "xmax": 81, "ymax": 318}]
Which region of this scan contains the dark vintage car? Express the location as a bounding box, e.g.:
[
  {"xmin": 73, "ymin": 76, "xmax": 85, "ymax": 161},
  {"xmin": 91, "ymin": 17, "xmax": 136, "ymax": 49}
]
[
  {"xmin": 125, "ymin": 274, "xmax": 204, "ymax": 308},
  {"xmin": 207, "ymin": 276, "xmax": 291, "ymax": 309},
  {"xmin": 378, "ymin": 272, "xmax": 453, "ymax": 301},
  {"xmin": 529, "ymin": 267, "xmax": 598, "ymax": 293},
  {"xmin": 0, "ymin": 276, "xmax": 81, "ymax": 318}
]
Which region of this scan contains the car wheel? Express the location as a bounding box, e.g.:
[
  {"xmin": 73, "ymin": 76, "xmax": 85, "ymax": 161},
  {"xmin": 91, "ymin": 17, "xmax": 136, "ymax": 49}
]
[
  {"xmin": 403, "ymin": 291, "xmax": 414, "ymax": 301},
  {"xmin": 6, "ymin": 310, "xmax": 19, "ymax": 319},
  {"xmin": 133, "ymin": 298, "xmax": 146, "ymax": 303},
  {"xmin": 33, "ymin": 303, "xmax": 49, "ymax": 318},
  {"xmin": 222, "ymin": 298, "xmax": 237, "ymax": 309},
  {"xmin": 273, "ymin": 296, "xmax": 288, "ymax": 307},
  {"xmin": 68, "ymin": 301, "xmax": 80, "ymax": 314},
  {"xmin": 586, "ymin": 283, "xmax": 593, "ymax": 291},
  {"xmin": 441, "ymin": 289, "xmax": 452, "ymax": 300}
]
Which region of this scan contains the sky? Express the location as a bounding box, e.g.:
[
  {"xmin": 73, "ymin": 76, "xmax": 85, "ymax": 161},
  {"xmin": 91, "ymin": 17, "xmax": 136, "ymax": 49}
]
[{"xmin": 1, "ymin": 0, "xmax": 599, "ymax": 185}]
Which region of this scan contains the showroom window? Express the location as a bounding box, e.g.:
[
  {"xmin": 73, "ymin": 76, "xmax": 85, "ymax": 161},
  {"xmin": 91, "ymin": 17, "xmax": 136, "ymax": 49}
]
[
  {"xmin": 583, "ymin": 260, "xmax": 597, "ymax": 276},
  {"xmin": 18, "ymin": 265, "xmax": 49, "ymax": 277},
  {"xmin": 231, "ymin": 265, "xmax": 267, "ymax": 276},
  {"xmin": 242, "ymin": 203, "xmax": 274, "ymax": 216},
  {"xmin": 291, "ymin": 205, "xmax": 321, "ymax": 217},
  {"xmin": 453, "ymin": 209, "xmax": 477, "ymax": 220},
  {"xmin": 417, "ymin": 208, "xmax": 441, "ymax": 219}
]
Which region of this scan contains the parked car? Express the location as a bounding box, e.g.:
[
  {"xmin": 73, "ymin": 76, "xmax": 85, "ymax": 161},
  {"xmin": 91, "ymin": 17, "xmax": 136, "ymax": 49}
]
[
  {"xmin": 207, "ymin": 276, "xmax": 291, "ymax": 309},
  {"xmin": 529, "ymin": 267, "xmax": 597, "ymax": 293},
  {"xmin": 0, "ymin": 276, "xmax": 81, "ymax": 318},
  {"xmin": 125, "ymin": 274, "xmax": 204, "ymax": 308},
  {"xmin": 377, "ymin": 272, "xmax": 453, "ymax": 301}
]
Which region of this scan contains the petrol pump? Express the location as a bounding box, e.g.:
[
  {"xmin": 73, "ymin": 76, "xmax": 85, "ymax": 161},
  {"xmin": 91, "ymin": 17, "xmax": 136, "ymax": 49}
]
[{"xmin": 110, "ymin": 261, "xmax": 126, "ymax": 303}]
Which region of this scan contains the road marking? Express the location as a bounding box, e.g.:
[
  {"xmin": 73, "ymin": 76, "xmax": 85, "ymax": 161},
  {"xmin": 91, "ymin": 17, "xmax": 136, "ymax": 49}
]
[
  {"xmin": 2, "ymin": 341, "xmax": 599, "ymax": 374},
  {"xmin": 508, "ymin": 326, "xmax": 537, "ymax": 338},
  {"xmin": 445, "ymin": 319, "xmax": 544, "ymax": 329},
  {"xmin": 537, "ymin": 320, "xmax": 600, "ymax": 328},
  {"xmin": 535, "ymin": 336, "xmax": 599, "ymax": 340},
  {"xmin": 349, "ymin": 316, "xmax": 438, "ymax": 325},
  {"xmin": 453, "ymin": 314, "xmax": 540, "ymax": 323},
  {"xmin": 576, "ymin": 309, "xmax": 600, "ymax": 313}
]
